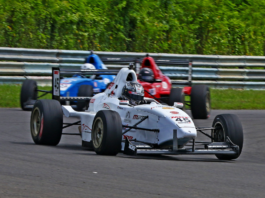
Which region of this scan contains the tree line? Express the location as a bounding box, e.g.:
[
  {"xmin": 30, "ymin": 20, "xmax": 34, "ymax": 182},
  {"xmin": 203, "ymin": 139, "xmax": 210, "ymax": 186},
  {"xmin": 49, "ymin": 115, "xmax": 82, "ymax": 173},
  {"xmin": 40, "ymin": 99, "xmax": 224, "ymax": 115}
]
[{"xmin": 0, "ymin": 0, "xmax": 265, "ymax": 55}]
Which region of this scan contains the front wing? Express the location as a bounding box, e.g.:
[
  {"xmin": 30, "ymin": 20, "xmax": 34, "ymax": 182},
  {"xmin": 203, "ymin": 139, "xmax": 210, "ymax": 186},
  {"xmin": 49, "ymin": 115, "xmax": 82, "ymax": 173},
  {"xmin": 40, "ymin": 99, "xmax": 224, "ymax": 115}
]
[{"xmin": 124, "ymin": 130, "xmax": 239, "ymax": 156}]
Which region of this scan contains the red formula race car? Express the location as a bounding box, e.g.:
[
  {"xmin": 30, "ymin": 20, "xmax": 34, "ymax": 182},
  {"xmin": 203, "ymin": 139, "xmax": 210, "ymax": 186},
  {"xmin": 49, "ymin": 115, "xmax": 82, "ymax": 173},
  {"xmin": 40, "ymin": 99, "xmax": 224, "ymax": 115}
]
[{"xmin": 137, "ymin": 55, "xmax": 210, "ymax": 119}]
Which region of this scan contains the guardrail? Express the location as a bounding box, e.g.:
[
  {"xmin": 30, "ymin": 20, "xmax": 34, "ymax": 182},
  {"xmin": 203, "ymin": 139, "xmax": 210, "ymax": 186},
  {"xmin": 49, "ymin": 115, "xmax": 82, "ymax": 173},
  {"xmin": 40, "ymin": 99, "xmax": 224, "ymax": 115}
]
[{"xmin": 1, "ymin": 47, "xmax": 265, "ymax": 89}]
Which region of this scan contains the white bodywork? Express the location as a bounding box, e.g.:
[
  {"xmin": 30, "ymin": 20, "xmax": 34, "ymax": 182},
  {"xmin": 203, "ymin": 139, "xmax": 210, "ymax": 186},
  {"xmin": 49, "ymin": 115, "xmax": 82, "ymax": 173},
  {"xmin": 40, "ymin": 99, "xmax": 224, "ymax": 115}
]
[{"xmin": 62, "ymin": 68, "xmax": 197, "ymax": 149}]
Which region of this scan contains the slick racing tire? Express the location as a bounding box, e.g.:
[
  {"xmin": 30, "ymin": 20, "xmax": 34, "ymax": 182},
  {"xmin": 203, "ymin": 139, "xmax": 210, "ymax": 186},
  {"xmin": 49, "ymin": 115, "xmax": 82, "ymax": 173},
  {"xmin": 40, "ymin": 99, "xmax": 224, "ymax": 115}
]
[
  {"xmin": 30, "ymin": 99, "xmax": 62, "ymax": 145},
  {"xmin": 212, "ymin": 114, "xmax": 244, "ymax": 160},
  {"xmin": 168, "ymin": 88, "xmax": 184, "ymax": 107},
  {"xmin": 20, "ymin": 80, "xmax": 37, "ymax": 111},
  {"xmin": 76, "ymin": 85, "xmax": 93, "ymax": 111},
  {"xmin": 92, "ymin": 110, "xmax": 122, "ymax": 155},
  {"xmin": 190, "ymin": 85, "xmax": 210, "ymax": 119}
]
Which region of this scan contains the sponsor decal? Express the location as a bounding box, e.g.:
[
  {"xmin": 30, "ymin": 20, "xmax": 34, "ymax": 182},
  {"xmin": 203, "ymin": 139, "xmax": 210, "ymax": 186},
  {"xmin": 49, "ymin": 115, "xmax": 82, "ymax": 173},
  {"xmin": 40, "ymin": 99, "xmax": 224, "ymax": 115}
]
[
  {"xmin": 126, "ymin": 111, "xmax": 130, "ymax": 118},
  {"xmin": 128, "ymin": 91, "xmax": 142, "ymax": 95},
  {"xmin": 93, "ymin": 88, "xmax": 100, "ymax": 92},
  {"xmin": 162, "ymin": 107, "xmax": 175, "ymax": 109},
  {"xmin": 124, "ymin": 112, "xmax": 131, "ymax": 123},
  {"xmin": 172, "ymin": 116, "xmax": 191, "ymax": 124},
  {"xmin": 90, "ymin": 98, "xmax": 95, "ymax": 103},
  {"xmin": 61, "ymin": 79, "xmax": 76, "ymax": 83},
  {"xmin": 149, "ymin": 88, "xmax": 156, "ymax": 95},
  {"xmin": 170, "ymin": 111, "xmax": 179, "ymax": 114},
  {"xmin": 133, "ymin": 115, "xmax": 145, "ymax": 119},
  {"xmin": 129, "ymin": 144, "xmax": 136, "ymax": 151},
  {"xmin": 117, "ymin": 106, "xmax": 123, "ymax": 110},
  {"xmin": 162, "ymin": 81, "xmax": 168, "ymax": 89},
  {"xmin": 124, "ymin": 119, "xmax": 131, "ymax": 123},
  {"xmin": 53, "ymin": 70, "xmax": 60, "ymax": 96},
  {"xmin": 156, "ymin": 85, "xmax": 161, "ymax": 88},
  {"xmin": 108, "ymin": 82, "xmax": 114, "ymax": 89},
  {"xmin": 119, "ymin": 100, "xmax": 129, "ymax": 105},
  {"xmin": 103, "ymin": 103, "xmax": 110, "ymax": 109},
  {"xmin": 60, "ymin": 83, "xmax": 71, "ymax": 91},
  {"xmin": 82, "ymin": 124, "xmax": 91, "ymax": 132},
  {"xmin": 123, "ymin": 135, "xmax": 133, "ymax": 140},
  {"xmin": 94, "ymin": 82, "xmax": 97, "ymax": 87},
  {"xmin": 104, "ymin": 78, "xmax": 110, "ymax": 85},
  {"xmin": 151, "ymin": 106, "xmax": 159, "ymax": 110}
]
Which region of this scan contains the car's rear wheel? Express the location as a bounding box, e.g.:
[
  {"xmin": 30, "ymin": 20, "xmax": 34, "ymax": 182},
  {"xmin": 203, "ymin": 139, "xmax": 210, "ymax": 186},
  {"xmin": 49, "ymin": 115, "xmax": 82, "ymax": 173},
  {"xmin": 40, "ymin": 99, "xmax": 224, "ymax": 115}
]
[
  {"xmin": 76, "ymin": 85, "xmax": 93, "ymax": 111},
  {"xmin": 30, "ymin": 99, "xmax": 62, "ymax": 145},
  {"xmin": 168, "ymin": 88, "xmax": 184, "ymax": 107},
  {"xmin": 92, "ymin": 110, "xmax": 122, "ymax": 155},
  {"xmin": 190, "ymin": 85, "xmax": 210, "ymax": 119},
  {"xmin": 212, "ymin": 114, "xmax": 244, "ymax": 160},
  {"xmin": 20, "ymin": 80, "xmax": 37, "ymax": 110}
]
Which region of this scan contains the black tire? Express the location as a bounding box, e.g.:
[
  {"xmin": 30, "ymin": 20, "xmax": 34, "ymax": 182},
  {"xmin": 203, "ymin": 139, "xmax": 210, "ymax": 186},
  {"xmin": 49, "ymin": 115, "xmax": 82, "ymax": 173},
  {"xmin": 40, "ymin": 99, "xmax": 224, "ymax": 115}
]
[
  {"xmin": 30, "ymin": 99, "xmax": 62, "ymax": 145},
  {"xmin": 20, "ymin": 80, "xmax": 37, "ymax": 110},
  {"xmin": 92, "ymin": 110, "xmax": 122, "ymax": 155},
  {"xmin": 168, "ymin": 88, "xmax": 184, "ymax": 106},
  {"xmin": 212, "ymin": 114, "xmax": 244, "ymax": 160},
  {"xmin": 76, "ymin": 85, "xmax": 93, "ymax": 111},
  {"xmin": 106, "ymin": 82, "xmax": 111, "ymax": 89},
  {"xmin": 190, "ymin": 85, "xmax": 210, "ymax": 119}
]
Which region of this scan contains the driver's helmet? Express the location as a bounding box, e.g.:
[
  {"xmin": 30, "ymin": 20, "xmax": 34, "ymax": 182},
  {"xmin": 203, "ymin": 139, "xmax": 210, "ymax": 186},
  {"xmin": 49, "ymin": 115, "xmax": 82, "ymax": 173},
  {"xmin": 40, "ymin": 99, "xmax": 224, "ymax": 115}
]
[
  {"xmin": 138, "ymin": 68, "xmax": 154, "ymax": 82},
  {"xmin": 122, "ymin": 82, "xmax": 144, "ymax": 104},
  {"xmin": 81, "ymin": 63, "xmax": 95, "ymax": 70}
]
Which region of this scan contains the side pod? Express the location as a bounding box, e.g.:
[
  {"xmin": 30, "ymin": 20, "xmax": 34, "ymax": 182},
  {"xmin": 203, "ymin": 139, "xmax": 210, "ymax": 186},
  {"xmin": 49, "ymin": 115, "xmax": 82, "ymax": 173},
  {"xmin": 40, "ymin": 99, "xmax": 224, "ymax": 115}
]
[{"xmin": 62, "ymin": 105, "xmax": 81, "ymax": 118}]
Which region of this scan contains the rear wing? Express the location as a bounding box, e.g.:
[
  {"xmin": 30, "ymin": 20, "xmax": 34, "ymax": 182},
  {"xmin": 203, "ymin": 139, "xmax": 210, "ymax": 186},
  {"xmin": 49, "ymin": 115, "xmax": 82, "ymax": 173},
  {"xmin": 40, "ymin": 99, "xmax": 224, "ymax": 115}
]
[
  {"xmin": 51, "ymin": 67, "xmax": 119, "ymax": 101},
  {"xmin": 100, "ymin": 54, "xmax": 193, "ymax": 86},
  {"xmin": 153, "ymin": 58, "xmax": 192, "ymax": 86}
]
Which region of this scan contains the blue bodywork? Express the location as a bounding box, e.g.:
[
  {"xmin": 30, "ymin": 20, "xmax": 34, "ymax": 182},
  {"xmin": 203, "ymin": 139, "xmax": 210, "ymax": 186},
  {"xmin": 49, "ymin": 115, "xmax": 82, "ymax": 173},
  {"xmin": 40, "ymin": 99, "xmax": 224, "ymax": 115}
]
[{"xmin": 60, "ymin": 54, "xmax": 115, "ymax": 98}]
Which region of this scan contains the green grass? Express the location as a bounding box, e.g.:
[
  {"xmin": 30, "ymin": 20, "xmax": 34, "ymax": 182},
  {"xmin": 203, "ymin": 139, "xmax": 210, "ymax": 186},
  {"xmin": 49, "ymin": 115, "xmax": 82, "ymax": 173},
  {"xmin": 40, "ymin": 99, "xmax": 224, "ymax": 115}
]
[
  {"xmin": 1, "ymin": 84, "xmax": 265, "ymax": 109},
  {"xmin": 0, "ymin": 84, "xmax": 51, "ymax": 108},
  {"xmin": 211, "ymin": 89, "xmax": 265, "ymax": 109}
]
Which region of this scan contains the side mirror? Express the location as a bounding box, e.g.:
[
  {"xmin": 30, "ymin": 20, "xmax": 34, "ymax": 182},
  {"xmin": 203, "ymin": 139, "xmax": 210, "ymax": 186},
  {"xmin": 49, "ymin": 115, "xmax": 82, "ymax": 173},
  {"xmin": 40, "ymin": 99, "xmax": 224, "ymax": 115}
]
[
  {"xmin": 95, "ymin": 75, "xmax": 103, "ymax": 80},
  {"xmin": 173, "ymin": 102, "xmax": 183, "ymax": 109}
]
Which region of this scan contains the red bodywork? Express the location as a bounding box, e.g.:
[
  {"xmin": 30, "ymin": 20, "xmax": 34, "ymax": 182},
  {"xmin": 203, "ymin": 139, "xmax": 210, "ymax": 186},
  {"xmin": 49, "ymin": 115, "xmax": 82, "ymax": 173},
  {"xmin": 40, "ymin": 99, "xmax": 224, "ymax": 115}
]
[
  {"xmin": 182, "ymin": 87, "xmax": 192, "ymax": 95},
  {"xmin": 138, "ymin": 56, "xmax": 191, "ymax": 98}
]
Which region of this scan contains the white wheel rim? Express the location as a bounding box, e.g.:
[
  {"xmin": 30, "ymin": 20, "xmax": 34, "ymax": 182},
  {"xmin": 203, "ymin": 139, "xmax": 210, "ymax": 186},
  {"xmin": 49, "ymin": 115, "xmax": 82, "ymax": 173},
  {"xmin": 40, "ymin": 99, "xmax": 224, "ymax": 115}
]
[{"xmin": 92, "ymin": 117, "xmax": 104, "ymax": 148}]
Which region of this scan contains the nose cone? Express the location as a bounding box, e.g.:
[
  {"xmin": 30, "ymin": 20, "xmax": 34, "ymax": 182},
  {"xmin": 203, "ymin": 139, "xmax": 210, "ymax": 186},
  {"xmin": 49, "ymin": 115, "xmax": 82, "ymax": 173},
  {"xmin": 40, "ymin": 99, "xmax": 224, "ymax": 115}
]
[{"xmin": 177, "ymin": 127, "xmax": 197, "ymax": 139}]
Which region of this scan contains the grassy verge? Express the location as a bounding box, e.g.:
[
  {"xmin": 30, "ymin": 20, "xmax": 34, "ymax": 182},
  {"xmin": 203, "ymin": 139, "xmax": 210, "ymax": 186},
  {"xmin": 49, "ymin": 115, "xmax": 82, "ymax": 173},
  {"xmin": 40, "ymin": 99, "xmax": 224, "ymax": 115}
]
[
  {"xmin": 1, "ymin": 85, "xmax": 265, "ymax": 109},
  {"xmin": 211, "ymin": 89, "xmax": 265, "ymax": 109},
  {"xmin": 0, "ymin": 84, "xmax": 51, "ymax": 108}
]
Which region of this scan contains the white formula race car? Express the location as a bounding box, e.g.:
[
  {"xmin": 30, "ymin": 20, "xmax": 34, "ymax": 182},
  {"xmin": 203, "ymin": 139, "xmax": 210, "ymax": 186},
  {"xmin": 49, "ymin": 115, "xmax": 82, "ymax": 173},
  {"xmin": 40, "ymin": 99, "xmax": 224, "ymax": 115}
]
[{"xmin": 30, "ymin": 66, "xmax": 243, "ymax": 160}]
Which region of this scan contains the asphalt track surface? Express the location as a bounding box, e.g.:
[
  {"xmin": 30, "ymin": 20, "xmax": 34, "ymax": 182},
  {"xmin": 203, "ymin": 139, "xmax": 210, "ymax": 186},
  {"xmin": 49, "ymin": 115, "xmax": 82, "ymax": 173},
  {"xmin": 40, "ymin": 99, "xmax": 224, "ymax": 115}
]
[{"xmin": 0, "ymin": 108, "xmax": 265, "ymax": 198}]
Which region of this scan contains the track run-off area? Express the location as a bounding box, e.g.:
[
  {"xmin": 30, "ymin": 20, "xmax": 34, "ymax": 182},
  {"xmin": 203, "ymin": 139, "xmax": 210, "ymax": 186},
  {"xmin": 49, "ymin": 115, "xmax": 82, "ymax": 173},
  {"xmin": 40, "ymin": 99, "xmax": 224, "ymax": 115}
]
[{"xmin": 0, "ymin": 108, "xmax": 264, "ymax": 198}]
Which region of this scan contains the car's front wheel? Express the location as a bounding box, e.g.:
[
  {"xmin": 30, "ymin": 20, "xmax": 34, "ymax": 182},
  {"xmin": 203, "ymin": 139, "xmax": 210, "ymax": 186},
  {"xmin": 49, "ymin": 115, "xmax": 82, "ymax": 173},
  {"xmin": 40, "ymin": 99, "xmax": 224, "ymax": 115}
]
[
  {"xmin": 92, "ymin": 110, "xmax": 122, "ymax": 155},
  {"xmin": 212, "ymin": 114, "xmax": 244, "ymax": 160}
]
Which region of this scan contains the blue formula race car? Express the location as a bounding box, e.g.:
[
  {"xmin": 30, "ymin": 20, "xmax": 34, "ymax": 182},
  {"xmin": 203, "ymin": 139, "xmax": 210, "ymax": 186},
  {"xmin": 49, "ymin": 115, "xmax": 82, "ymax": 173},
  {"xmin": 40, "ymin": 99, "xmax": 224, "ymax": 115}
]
[{"xmin": 20, "ymin": 53, "xmax": 115, "ymax": 111}]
